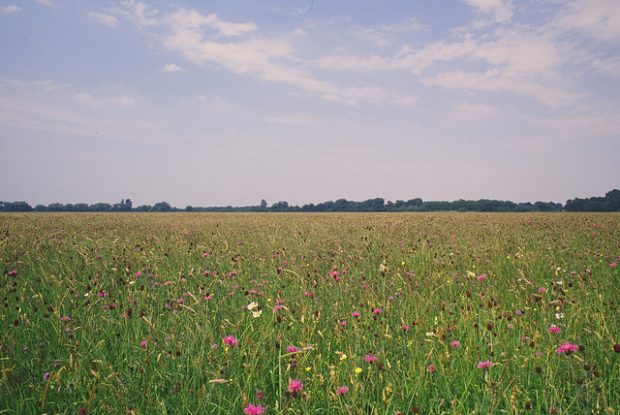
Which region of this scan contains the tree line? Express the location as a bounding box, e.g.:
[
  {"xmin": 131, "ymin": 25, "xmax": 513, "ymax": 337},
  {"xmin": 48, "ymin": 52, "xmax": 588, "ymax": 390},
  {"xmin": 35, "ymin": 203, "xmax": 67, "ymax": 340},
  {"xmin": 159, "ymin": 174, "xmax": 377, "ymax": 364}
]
[{"xmin": 1, "ymin": 190, "xmax": 618, "ymax": 212}]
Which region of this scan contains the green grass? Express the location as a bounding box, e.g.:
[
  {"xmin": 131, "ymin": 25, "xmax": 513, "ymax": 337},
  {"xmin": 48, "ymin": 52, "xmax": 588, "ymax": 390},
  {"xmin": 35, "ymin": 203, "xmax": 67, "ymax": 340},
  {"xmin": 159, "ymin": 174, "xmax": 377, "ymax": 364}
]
[{"xmin": 1, "ymin": 213, "xmax": 619, "ymax": 414}]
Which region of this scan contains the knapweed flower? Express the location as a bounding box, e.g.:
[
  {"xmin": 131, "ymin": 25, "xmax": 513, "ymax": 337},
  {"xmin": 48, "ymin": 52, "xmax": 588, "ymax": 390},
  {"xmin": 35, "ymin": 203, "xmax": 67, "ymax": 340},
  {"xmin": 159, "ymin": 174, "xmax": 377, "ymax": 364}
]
[
  {"xmin": 402, "ymin": 324, "xmax": 410, "ymax": 332},
  {"xmin": 556, "ymin": 342, "xmax": 579, "ymax": 354},
  {"xmin": 223, "ymin": 336, "xmax": 238, "ymax": 347},
  {"xmin": 286, "ymin": 345, "xmax": 300, "ymax": 353},
  {"xmin": 372, "ymin": 308, "xmax": 382, "ymax": 315},
  {"xmin": 288, "ymin": 378, "xmax": 303, "ymax": 396},
  {"xmin": 548, "ymin": 325, "xmax": 561, "ymax": 335},
  {"xmin": 477, "ymin": 360, "xmax": 493, "ymax": 370},
  {"xmin": 139, "ymin": 339, "xmax": 148, "ymax": 348},
  {"xmin": 450, "ymin": 340, "xmax": 461, "ymax": 348},
  {"xmin": 336, "ymin": 386, "xmax": 349, "ymax": 396},
  {"xmin": 477, "ymin": 274, "xmax": 487, "ymax": 282},
  {"xmin": 427, "ymin": 363, "xmax": 437, "ymax": 373},
  {"xmin": 351, "ymin": 311, "xmax": 361, "ymax": 318},
  {"xmin": 43, "ymin": 372, "xmax": 50, "ymax": 382},
  {"xmin": 364, "ymin": 354, "xmax": 378, "ymax": 363},
  {"xmin": 243, "ymin": 403, "xmax": 265, "ymax": 415},
  {"xmin": 538, "ymin": 287, "xmax": 547, "ymax": 293}
]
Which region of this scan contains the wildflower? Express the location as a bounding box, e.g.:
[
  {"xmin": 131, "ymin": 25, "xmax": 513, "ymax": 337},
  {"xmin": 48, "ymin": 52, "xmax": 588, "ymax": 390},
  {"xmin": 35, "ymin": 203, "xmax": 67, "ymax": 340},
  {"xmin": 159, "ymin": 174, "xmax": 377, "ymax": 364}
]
[
  {"xmin": 288, "ymin": 378, "xmax": 303, "ymax": 396},
  {"xmin": 351, "ymin": 311, "xmax": 361, "ymax": 318},
  {"xmin": 477, "ymin": 274, "xmax": 487, "ymax": 282},
  {"xmin": 515, "ymin": 309, "xmax": 523, "ymax": 315},
  {"xmin": 610, "ymin": 261, "xmax": 617, "ymax": 268},
  {"xmin": 556, "ymin": 342, "xmax": 579, "ymax": 354},
  {"xmin": 247, "ymin": 302, "xmax": 259, "ymax": 311},
  {"xmin": 372, "ymin": 308, "xmax": 382, "ymax": 315},
  {"xmin": 252, "ymin": 310, "xmax": 262, "ymax": 318},
  {"xmin": 538, "ymin": 287, "xmax": 547, "ymax": 293},
  {"xmin": 427, "ymin": 363, "xmax": 436, "ymax": 373},
  {"xmin": 364, "ymin": 354, "xmax": 378, "ymax": 363},
  {"xmin": 7, "ymin": 270, "xmax": 17, "ymax": 277},
  {"xmin": 402, "ymin": 324, "xmax": 409, "ymax": 332},
  {"xmin": 59, "ymin": 316, "xmax": 72, "ymax": 322},
  {"xmin": 477, "ymin": 360, "xmax": 493, "ymax": 370},
  {"xmin": 139, "ymin": 339, "xmax": 148, "ymax": 348},
  {"xmin": 255, "ymin": 389, "xmax": 263, "ymax": 400},
  {"xmin": 336, "ymin": 386, "xmax": 349, "ymax": 396},
  {"xmin": 43, "ymin": 372, "xmax": 50, "ymax": 381},
  {"xmin": 548, "ymin": 325, "xmax": 561, "ymax": 335},
  {"xmin": 354, "ymin": 367, "xmax": 363, "ymax": 374},
  {"xmin": 223, "ymin": 336, "xmax": 238, "ymax": 347},
  {"xmin": 450, "ymin": 340, "xmax": 461, "ymax": 348},
  {"xmin": 243, "ymin": 403, "xmax": 265, "ymax": 415},
  {"xmin": 286, "ymin": 345, "xmax": 300, "ymax": 353},
  {"xmin": 202, "ymin": 252, "xmax": 210, "ymax": 257}
]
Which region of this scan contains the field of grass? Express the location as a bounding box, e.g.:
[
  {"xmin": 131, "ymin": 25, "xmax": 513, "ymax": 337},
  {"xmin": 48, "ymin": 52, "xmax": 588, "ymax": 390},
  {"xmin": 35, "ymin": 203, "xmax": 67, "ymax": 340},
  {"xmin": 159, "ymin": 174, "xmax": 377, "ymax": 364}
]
[{"xmin": 1, "ymin": 213, "xmax": 619, "ymax": 414}]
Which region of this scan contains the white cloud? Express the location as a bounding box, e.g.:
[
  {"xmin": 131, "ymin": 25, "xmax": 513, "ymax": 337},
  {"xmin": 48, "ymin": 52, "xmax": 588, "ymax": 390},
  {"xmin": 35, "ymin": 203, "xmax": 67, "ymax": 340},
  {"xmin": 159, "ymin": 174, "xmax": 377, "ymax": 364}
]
[
  {"xmin": 591, "ymin": 58, "xmax": 620, "ymax": 78},
  {"xmin": 161, "ymin": 9, "xmax": 417, "ymax": 107},
  {"xmin": 554, "ymin": 0, "xmax": 620, "ymax": 42},
  {"xmin": 88, "ymin": 12, "xmax": 120, "ymax": 28},
  {"xmin": 110, "ymin": 0, "xmax": 158, "ymax": 28},
  {"xmin": 463, "ymin": 0, "xmax": 513, "ymax": 23},
  {"xmin": 1, "ymin": 5, "xmax": 21, "ymax": 13},
  {"xmin": 162, "ymin": 63, "xmax": 184, "ymax": 72}
]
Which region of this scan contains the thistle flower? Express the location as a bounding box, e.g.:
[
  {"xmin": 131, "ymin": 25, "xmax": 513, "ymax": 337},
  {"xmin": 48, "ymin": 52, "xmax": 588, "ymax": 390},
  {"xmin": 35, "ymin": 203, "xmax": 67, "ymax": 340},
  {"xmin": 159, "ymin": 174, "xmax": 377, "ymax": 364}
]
[
  {"xmin": 477, "ymin": 360, "xmax": 493, "ymax": 370},
  {"xmin": 243, "ymin": 403, "xmax": 265, "ymax": 415},
  {"xmin": 223, "ymin": 336, "xmax": 238, "ymax": 347}
]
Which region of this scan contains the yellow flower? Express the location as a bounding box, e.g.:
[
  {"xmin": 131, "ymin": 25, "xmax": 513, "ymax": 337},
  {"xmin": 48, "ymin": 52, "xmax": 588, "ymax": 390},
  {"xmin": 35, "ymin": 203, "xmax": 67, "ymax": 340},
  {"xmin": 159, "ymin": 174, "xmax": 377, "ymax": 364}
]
[{"xmin": 354, "ymin": 367, "xmax": 363, "ymax": 374}]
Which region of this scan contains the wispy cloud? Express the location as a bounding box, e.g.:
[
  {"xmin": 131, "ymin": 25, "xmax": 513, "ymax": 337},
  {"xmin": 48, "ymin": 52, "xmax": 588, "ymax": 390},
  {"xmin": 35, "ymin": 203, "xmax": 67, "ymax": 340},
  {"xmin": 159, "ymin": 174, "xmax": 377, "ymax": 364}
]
[
  {"xmin": 463, "ymin": 0, "xmax": 513, "ymax": 24},
  {"xmin": 162, "ymin": 63, "xmax": 184, "ymax": 73},
  {"xmin": 1, "ymin": 5, "xmax": 21, "ymax": 14},
  {"xmin": 88, "ymin": 12, "xmax": 120, "ymax": 28}
]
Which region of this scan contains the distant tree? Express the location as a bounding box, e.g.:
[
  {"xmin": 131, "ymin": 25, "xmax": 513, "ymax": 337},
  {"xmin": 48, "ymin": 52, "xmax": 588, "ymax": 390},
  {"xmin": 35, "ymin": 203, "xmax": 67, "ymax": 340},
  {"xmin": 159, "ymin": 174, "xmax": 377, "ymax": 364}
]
[
  {"xmin": 134, "ymin": 205, "xmax": 152, "ymax": 212},
  {"xmin": 90, "ymin": 203, "xmax": 112, "ymax": 212},
  {"xmin": 185, "ymin": 205, "xmax": 194, "ymax": 212},
  {"xmin": 47, "ymin": 203, "xmax": 65, "ymax": 212},
  {"xmin": 270, "ymin": 201, "xmax": 289, "ymax": 211},
  {"xmin": 260, "ymin": 199, "xmax": 268, "ymax": 209},
  {"xmin": 73, "ymin": 203, "xmax": 89, "ymax": 212},
  {"xmin": 34, "ymin": 204, "xmax": 48, "ymax": 212},
  {"xmin": 152, "ymin": 201, "xmax": 172, "ymax": 212}
]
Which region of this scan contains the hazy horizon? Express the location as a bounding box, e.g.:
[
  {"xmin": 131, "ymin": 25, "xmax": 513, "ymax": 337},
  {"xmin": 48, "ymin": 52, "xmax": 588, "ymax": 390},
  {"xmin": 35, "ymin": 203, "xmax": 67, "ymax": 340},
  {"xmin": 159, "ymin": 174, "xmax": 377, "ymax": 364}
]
[{"xmin": 1, "ymin": 0, "xmax": 619, "ymax": 207}]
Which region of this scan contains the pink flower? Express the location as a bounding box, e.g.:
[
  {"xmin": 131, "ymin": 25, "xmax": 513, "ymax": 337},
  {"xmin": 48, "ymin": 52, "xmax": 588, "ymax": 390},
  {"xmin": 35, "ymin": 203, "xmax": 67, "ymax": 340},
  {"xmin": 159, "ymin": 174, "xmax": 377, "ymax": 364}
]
[
  {"xmin": 351, "ymin": 311, "xmax": 361, "ymax": 318},
  {"xmin": 548, "ymin": 325, "xmax": 561, "ymax": 335},
  {"xmin": 286, "ymin": 345, "xmax": 300, "ymax": 353},
  {"xmin": 556, "ymin": 342, "xmax": 579, "ymax": 354},
  {"xmin": 477, "ymin": 360, "xmax": 493, "ymax": 370},
  {"xmin": 538, "ymin": 287, "xmax": 547, "ymax": 293},
  {"xmin": 223, "ymin": 336, "xmax": 238, "ymax": 347},
  {"xmin": 43, "ymin": 372, "xmax": 50, "ymax": 381},
  {"xmin": 402, "ymin": 324, "xmax": 410, "ymax": 332},
  {"xmin": 364, "ymin": 354, "xmax": 378, "ymax": 363},
  {"xmin": 202, "ymin": 252, "xmax": 210, "ymax": 257},
  {"xmin": 427, "ymin": 363, "xmax": 436, "ymax": 373},
  {"xmin": 59, "ymin": 316, "xmax": 72, "ymax": 322},
  {"xmin": 243, "ymin": 403, "xmax": 265, "ymax": 415},
  {"xmin": 609, "ymin": 261, "xmax": 617, "ymax": 268},
  {"xmin": 476, "ymin": 274, "xmax": 487, "ymax": 282},
  {"xmin": 7, "ymin": 270, "xmax": 17, "ymax": 277},
  {"xmin": 450, "ymin": 340, "xmax": 461, "ymax": 348},
  {"xmin": 139, "ymin": 339, "xmax": 148, "ymax": 348},
  {"xmin": 372, "ymin": 308, "xmax": 382, "ymax": 315},
  {"xmin": 288, "ymin": 378, "xmax": 303, "ymax": 396},
  {"xmin": 336, "ymin": 386, "xmax": 349, "ymax": 396}
]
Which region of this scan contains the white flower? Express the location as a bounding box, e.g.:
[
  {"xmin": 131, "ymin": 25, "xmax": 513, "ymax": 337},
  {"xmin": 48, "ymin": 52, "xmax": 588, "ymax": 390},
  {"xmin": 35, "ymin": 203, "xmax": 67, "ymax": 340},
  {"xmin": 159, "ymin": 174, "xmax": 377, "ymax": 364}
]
[
  {"xmin": 252, "ymin": 310, "xmax": 262, "ymax": 318},
  {"xmin": 247, "ymin": 302, "xmax": 259, "ymax": 311}
]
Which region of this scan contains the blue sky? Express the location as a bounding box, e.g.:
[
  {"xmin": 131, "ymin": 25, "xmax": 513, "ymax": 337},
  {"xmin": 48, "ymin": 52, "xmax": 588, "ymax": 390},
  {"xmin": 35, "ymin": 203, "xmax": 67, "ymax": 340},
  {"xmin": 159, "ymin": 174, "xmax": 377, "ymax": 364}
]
[{"xmin": 0, "ymin": 0, "xmax": 618, "ymax": 206}]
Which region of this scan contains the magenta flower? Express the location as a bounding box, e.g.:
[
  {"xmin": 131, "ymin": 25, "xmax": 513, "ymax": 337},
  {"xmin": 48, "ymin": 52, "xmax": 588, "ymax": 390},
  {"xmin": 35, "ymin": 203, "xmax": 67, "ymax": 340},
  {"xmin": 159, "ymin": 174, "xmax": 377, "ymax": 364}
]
[
  {"xmin": 139, "ymin": 339, "xmax": 148, "ymax": 348},
  {"xmin": 538, "ymin": 287, "xmax": 547, "ymax": 293},
  {"xmin": 351, "ymin": 311, "xmax": 361, "ymax": 318},
  {"xmin": 556, "ymin": 342, "xmax": 579, "ymax": 354},
  {"xmin": 286, "ymin": 345, "xmax": 300, "ymax": 353},
  {"xmin": 372, "ymin": 308, "xmax": 382, "ymax": 315},
  {"xmin": 476, "ymin": 274, "xmax": 487, "ymax": 282},
  {"xmin": 477, "ymin": 360, "xmax": 493, "ymax": 370},
  {"xmin": 223, "ymin": 336, "xmax": 238, "ymax": 347},
  {"xmin": 548, "ymin": 325, "xmax": 561, "ymax": 335},
  {"xmin": 7, "ymin": 270, "xmax": 17, "ymax": 277},
  {"xmin": 427, "ymin": 363, "xmax": 437, "ymax": 373},
  {"xmin": 43, "ymin": 372, "xmax": 50, "ymax": 381},
  {"xmin": 364, "ymin": 354, "xmax": 378, "ymax": 363},
  {"xmin": 450, "ymin": 340, "xmax": 461, "ymax": 348},
  {"xmin": 288, "ymin": 378, "xmax": 303, "ymax": 396},
  {"xmin": 243, "ymin": 403, "xmax": 266, "ymax": 415},
  {"xmin": 402, "ymin": 324, "xmax": 410, "ymax": 332},
  {"xmin": 336, "ymin": 386, "xmax": 349, "ymax": 396}
]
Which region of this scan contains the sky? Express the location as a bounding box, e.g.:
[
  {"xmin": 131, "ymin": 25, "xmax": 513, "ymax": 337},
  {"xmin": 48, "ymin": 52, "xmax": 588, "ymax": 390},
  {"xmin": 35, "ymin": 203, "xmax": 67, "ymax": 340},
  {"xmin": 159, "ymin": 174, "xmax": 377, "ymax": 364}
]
[{"xmin": 0, "ymin": 0, "xmax": 619, "ymax": 207}]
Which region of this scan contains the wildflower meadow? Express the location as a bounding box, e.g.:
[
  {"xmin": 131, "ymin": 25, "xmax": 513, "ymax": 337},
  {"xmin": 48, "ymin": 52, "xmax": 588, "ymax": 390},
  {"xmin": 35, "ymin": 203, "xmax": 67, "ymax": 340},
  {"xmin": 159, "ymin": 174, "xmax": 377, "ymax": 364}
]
[{"xmin": 1, "ymin": 213, "xmax": 619, "ymax": 414}]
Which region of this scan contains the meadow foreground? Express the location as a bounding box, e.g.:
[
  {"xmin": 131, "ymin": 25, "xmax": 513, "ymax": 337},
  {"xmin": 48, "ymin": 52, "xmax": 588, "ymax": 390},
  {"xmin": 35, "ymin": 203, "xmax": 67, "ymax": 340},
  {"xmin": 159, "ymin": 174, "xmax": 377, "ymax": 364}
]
[{"xmin": 1, "ymin": 213, "xmax": 619, "ymax": 414}]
